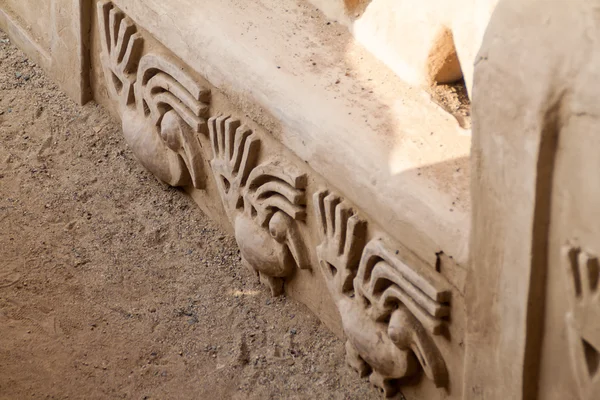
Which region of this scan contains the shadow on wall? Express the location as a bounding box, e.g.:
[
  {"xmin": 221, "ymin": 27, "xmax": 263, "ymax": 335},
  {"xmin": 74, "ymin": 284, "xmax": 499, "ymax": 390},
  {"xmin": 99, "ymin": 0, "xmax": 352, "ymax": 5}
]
[
  {"xmin": 337, "ymin": 28, "xmax": 471, "ymax": 266},
  {"xmin": 309, "ymin": 0, "xmax": 472, "ymax": 128},
  {"xmin": 284, "ymin": 1, "xmax": 473, "ymax": 268}
]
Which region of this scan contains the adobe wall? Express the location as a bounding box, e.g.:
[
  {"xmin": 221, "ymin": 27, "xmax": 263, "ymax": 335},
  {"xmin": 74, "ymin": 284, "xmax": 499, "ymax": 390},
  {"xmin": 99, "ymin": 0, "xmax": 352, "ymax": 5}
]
[
  {"xmin": 0, "ymin": 0, "xmax": 478, "ymax": 398},
  {"xmin": 307, "ymin": 0, "xmax": 498, "ymax": 94},
  {"xmin": 0, "ymin": 0, "xmax": 90, "ymax": 103},
  {"xmin": 466, "ymin": 1, "xmax": 600, "ymax": 399},
  {"xmin": 87, "ymin": 2, "xmax": 468, "ymax": 398},
  {"xmin": 13, "ymin": 1, "xmax": 600, "ymax": 400},
  {"xmin": 6, "ymin": 0, "xmax": 600, "ymax": 399},
  {"xmin": 0, "ymin": 0, "xmax": 475, "ymax": 398}
]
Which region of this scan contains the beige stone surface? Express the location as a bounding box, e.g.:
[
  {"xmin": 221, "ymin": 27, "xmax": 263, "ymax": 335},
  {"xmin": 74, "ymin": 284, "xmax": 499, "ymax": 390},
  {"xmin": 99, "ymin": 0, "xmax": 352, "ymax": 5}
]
[
  {"xmin": 108, "ymin": 0, "xmax": 471, "ymax": 269},
  {"xmin": 0, "ymin": 0, "xmax": 90, "ymax": 103},
  {"xmin": 466, "ymin": 0, "xmax": 600, "ymax": 399},
  {"xmin": 307, "ymin": 0, "xmax": 498, "ymax": 93},
  {"xmin": 0, "ymin": 0, "xmax": 52, "ymax": 52}
]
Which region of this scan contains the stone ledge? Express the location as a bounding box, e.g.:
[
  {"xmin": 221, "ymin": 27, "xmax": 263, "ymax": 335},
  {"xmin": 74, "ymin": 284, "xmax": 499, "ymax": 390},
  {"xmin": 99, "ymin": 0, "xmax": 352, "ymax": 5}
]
[
  {"xmin": 0, "ymin": 0, "xmax": 90, "ymax": 104},
  {"xmin": 111, "ymin": 0, "xmax": 472, "ymax": 268}
]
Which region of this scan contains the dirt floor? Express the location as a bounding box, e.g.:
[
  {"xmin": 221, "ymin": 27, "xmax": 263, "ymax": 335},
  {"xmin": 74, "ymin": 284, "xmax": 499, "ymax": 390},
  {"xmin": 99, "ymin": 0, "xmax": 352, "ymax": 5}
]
[
  {"xmin": 0, "ymin": 30, "xmax": 383, "ymax": 400},
  {"xmin": 429, "ymin": 80, "xmax": 471, "ymax": 130}
]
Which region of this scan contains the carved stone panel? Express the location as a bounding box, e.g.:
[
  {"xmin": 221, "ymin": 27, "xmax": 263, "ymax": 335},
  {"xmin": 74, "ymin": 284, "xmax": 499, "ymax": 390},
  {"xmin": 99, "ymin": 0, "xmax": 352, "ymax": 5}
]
[
  {"xmin": 315, "ymin": 189, "xmax": 450, "ymax": 397},
  {"xmin": 92, "ymin": 3, "xmax": 461, "ymax": 397},
  {"xmin": 563, "ymin": 246, "xmax": 600, "ymax": 400},
  {"xmin": 97, "ymin": 1, "xmax": 209, "ymax": 188},
  {"xmin": 209, "ymin": 116, "xmax": 309, "ymax": 296}
]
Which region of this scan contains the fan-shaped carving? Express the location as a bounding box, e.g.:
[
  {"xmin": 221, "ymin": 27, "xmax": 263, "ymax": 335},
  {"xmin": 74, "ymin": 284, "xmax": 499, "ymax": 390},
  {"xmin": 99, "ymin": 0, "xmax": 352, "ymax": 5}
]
[
  {"xmin": 97, "ymin": 1, "xmax": 141, "ymax": 109},
  {"xmin": 132, "ymin": 54, "xmax": 210, "ymax": 188},
  {"xmin": 315, "ymin": 189, "xmax": 450, "ymax": 396},
  {"xmin": 563, "ymin": 246, "xmax": 600, "ymax": 400},
  {"xmin": 97, "ymin": 1, "xmax": 210, "ymax": 189},
  {"xmin": 209, "ymin": 116, "xmax": 308, "ymax": 295},
  {"xmin": 356, "ymin": 240, "xmax": 450, "ymax": 389},
  {"xmin": 209, "ymin": 115, "xmax": 260, "ymax": 213}
]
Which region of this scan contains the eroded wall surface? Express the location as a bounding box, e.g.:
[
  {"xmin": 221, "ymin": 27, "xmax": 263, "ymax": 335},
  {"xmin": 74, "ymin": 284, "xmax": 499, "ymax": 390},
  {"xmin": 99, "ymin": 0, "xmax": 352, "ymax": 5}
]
[
  {"xmin": 87, "ymin": 3, "xmax": 468, "ymax": 398},
  {"xmin": 5, "ymin": 0, "xmax": 598, "ymax": 400},
  {"xmin": 0, "ymin": 0, "xmax": 53, "ymax": 51},
  {"xmin": 0, "ymin": 0, "xmax": 479, "ymax": 399},
  {"xmin": 307, "ymin": 0, "xmax": 498, "ymax": 94},
  {"xmin": 0, "ymin": 0, "xmax": 90, "ymax": 103},
  {"xmin": 466, "ymin": 1, "xmax": 600, "ymax": 399}
]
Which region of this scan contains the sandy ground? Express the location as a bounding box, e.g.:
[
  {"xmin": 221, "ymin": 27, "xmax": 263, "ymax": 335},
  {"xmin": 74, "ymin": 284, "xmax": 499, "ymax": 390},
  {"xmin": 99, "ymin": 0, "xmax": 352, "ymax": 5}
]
[
  {"xmin": 430, "ymin": 81, "xmax": 471, "ymax": 130},
  {"xmin": 0, "ymin": 30, "xmax": 383, "ymax": 400}
]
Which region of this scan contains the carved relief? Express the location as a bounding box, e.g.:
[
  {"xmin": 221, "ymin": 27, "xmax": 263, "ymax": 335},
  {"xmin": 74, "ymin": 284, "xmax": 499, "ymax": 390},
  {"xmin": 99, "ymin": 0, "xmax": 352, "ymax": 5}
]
[
  {"xmin": 563, "ymin": 246, "xmax": 600, "ymax": 399},
  {"xmin": 315, "ymin": 190, "xmax": 450, "ymax": 396},
  {"xmin": 96, "ymin": 5, "xmax": 454, "ymax": 396},
  {"xmin": 97, "ymin": 1, "xmax": 140, "ymax": 110},
  {"xmin": 98, "ymin": 1, "xmax": 209, "ymax": 188},
  {"xmin": 209, "ymin": 116, "xmax": 309, "ymax": 296}
]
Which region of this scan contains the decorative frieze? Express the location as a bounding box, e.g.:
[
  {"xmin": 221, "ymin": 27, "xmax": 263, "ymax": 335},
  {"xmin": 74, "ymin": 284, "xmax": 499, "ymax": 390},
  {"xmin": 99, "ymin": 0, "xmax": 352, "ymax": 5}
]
[{"xmin": 95, "ymin": 2, "xmax": 456, "ymax": 396}]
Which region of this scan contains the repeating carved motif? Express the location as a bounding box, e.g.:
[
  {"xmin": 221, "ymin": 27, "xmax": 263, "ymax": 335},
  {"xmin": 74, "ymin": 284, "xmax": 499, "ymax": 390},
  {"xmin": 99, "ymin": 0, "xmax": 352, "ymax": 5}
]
[
  {"xmin": 315, "ymin": 190, "xmax": 450, "ymax": 397},
  {"xmin": 563, "ymin": 245, "xmax": 600, "ymax": 400},
  {"xmin": 209, "ymin": 116, "xmax": 309, "ymax": 296},
  {"xmin": 98, "ymin": 1, "xmax": 209, "ymax": 188},
  {"xmin": 97, "ymin": 4, "xmax": 454, "ymax": 396}
]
